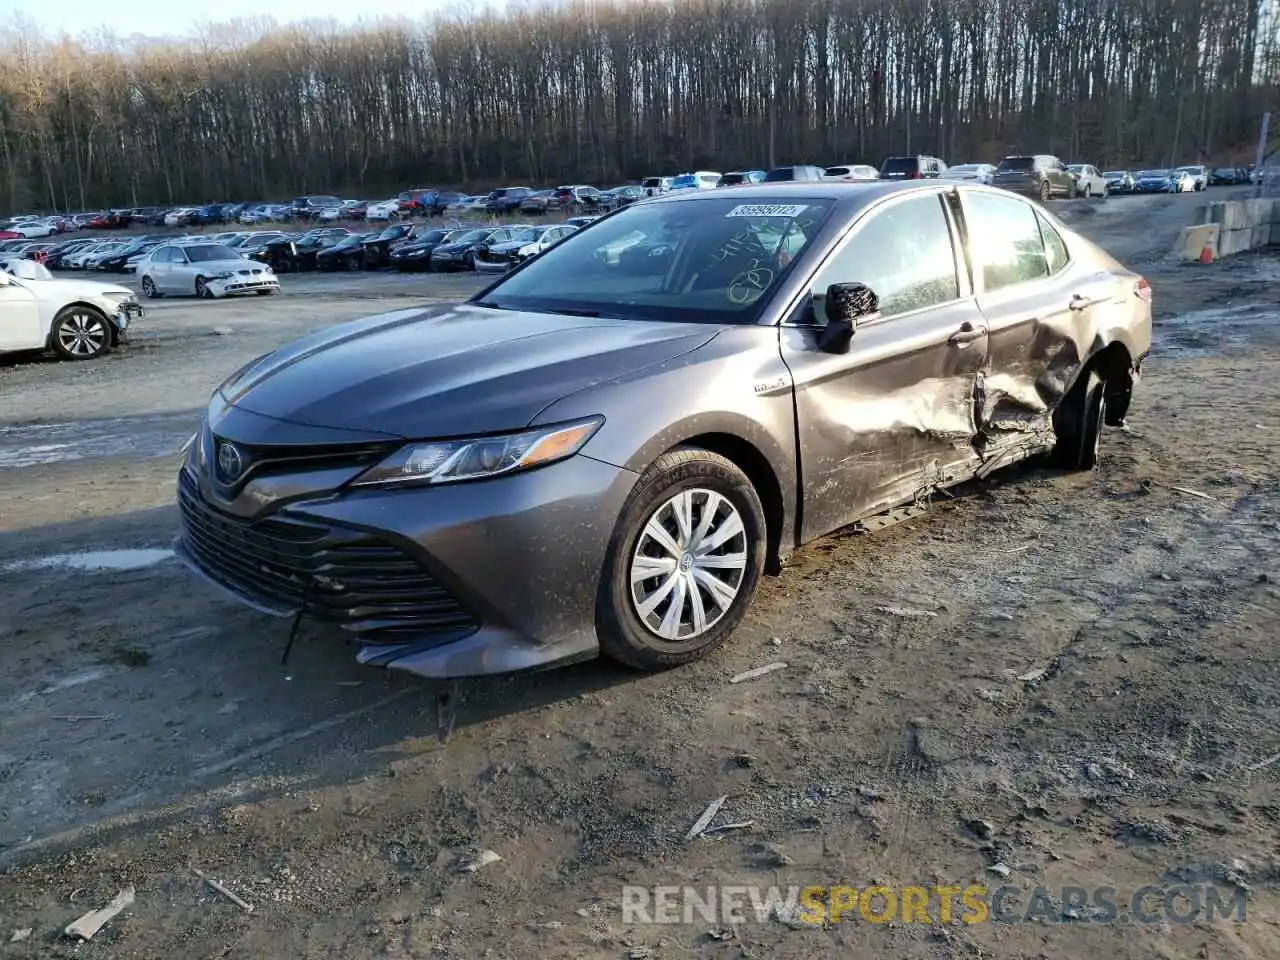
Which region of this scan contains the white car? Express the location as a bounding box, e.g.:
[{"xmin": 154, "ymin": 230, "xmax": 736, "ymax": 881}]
[
  {"xmin": 0, "ymin": 262, "xmax": 142, "ymax": 360},
  {"xmin": 1067, "ymin": 164, "xmax": 1109, "ymax": 197},
  {"xmin": 10, "ymin": 219, "xmax": 58, "ymax": 239},
  {"xmin": 1175, "ymin": 165, "xmax": 1209, "ymax": 191},
  {"xmin": 365, "ymin": 199, "xmax": 401, "ymax": 221},
  {"xmin": 139, "ymin": 242, "xmax": 279, "ymax": 299},
  {"xmin": 164, "ymin": 208, "xmax": 197, "ymax": 227},
  {"xmin": 823, "ymin": 164, "xmax": 880, "ymax": 182},
  {"xmin": 940, "ymin": 163, "xmax": 996, "ymax": 184}
]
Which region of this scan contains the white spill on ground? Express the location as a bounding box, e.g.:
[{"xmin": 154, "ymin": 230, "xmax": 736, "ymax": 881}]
[
  {"xmin": 0, "ymin": 413, "xmax": 197, "ymax": 468},
  {"xmin": 0, "ymin": 549, "xmax": 175, "ymax": 574},
  {"xmin": 1157, "ymin": 304, "xmax": 1280, "ymax": 357}
]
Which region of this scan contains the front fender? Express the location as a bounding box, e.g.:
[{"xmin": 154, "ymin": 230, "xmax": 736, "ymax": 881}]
[{"xmin": 531, "ymin": 326, "xmax": 801, "ymax": 554}]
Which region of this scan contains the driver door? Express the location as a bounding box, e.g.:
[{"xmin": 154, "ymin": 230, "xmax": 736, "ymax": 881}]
[
  {"xmin": 0, "ymin": 274, "xmax": 43, "ymax": 351},
  {"xmin": 779, "ymin": 190, "xmax": 988, "ymax": 540}
]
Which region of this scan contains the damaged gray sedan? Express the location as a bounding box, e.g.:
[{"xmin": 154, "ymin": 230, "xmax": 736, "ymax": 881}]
[{"xmin": 176, "ymin": 182, "xmax": 1151, "ymax": 678}]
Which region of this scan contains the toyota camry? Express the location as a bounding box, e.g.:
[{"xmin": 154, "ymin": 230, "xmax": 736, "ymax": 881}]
[{"xmin": 176, "ymin": 182, "xmax": 1152, "ymax": 679}]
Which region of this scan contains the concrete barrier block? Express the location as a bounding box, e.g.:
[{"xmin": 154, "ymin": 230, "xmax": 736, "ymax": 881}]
[
  {"xmin": 1175, "ymin": 223, "xmax": 1220, "ymax": 261},
  {"xmin": 1217, "ymin": 228, "xmax": 1254, "ymax": 257}
]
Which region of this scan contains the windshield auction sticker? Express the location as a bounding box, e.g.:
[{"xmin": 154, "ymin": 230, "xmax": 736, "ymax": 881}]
[{"xmin": 725, "ymin": 204, "xmax": 809, "ymax": 218}]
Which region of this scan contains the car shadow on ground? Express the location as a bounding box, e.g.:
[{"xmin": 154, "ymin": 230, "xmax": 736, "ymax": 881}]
[{"xmin": 0, "ymin": 455, "xmax": 1077, "ymax": 870}]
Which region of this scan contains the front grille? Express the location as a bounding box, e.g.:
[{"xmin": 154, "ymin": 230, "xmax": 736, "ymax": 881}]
[
  {"xmin": 179, "ymin": 469, "xmax": 478, "ymax": 644},
  {"xmin": 211, "ymin": 434, "xmax": 395, "ymax": 484}
]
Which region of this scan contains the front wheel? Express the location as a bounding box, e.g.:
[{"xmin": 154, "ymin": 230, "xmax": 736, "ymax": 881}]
[
  {"xmin": 195, "ymin": 276, "xmax": 214, "ymax": 299},
  {"xmin": 51, "ymin": 306, "xmax": 112, "ymax": 361},
  {"xmin": 597, "ymin": 448, "xmax": 766, "ymax": 670},
  {"xmin": 1052, "ymin": 369, "xmax": 1107, "ymax": 470},
  {"xmin": 140, "ymin": 276, "xmax": 160, "ymax": 299}
]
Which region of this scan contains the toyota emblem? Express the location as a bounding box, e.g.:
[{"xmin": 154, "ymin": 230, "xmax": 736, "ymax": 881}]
[{"xmin": 215, "ymin": 441, "xmax": 244, "ymax": 483}]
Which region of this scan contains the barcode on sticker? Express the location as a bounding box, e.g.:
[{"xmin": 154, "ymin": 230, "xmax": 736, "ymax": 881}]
[{"xmin": 725, "ymin": 204, "xmax": 809, "ymax": 218}]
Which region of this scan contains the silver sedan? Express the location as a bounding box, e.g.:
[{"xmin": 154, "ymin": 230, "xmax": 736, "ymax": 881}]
[{"xmin": 138, "ymin": 243, "xmax": 280, "ymax": 299}]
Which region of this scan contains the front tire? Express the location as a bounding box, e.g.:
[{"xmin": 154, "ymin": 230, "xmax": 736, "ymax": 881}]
[
  {"xmin": 140, "ymin": 276, "xmax": 160, "ymax": 299},
  {"xmin": 195, "ymin": 276, "xmax": 213, "ymax": 299},
  {"xmin": 597, "ymin": 448, "xmax": 766, "ymax": 670},
  {"xmin": 1052, "ymin": 368, "xmax": 1107, "ymax": 470},
  {"xmin": 51, "ymin": 306, "xmax": 112, "ymax": 361}
]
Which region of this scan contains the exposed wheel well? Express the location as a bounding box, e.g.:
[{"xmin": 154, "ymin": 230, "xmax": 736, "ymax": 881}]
[
  {"xmin": 675, "ymin": 432, "xmax": 785, "ymax": 575},
  {"xmin": 1086, "ymin": 341, "xmax": 1135, "ymax": 425}
]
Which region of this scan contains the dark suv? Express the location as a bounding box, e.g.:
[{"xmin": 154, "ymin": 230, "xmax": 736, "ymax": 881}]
[
  {"xmin": 762, "ymin": 165, "xmax": 826, "ymax": 182},
  {"xmin": 991, "ymin": 155, "xmax": 1076, "ymax": 202},
  {"xmin": 878, "ymin": 155, "xmax": 947, "ymax": 180},
  {"xmin": 485, "ymin": 187, "xmax": 535, "ymax": 213}
]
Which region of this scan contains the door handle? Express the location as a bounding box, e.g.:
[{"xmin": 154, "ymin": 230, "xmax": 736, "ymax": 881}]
[
  {"xmin": 948, "ymin": 322, "xmax": 986, "ymax": 345},
  {"xmin": 1069, "ymin": 293, "xmax": 1094, "ymax": 311}
]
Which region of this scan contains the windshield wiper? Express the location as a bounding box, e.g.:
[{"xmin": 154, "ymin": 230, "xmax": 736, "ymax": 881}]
[{"xmin": 542, "ymin": 307, "xmax": 605, "ymax": 318}]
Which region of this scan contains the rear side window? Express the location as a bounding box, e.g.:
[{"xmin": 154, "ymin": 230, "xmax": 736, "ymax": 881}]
[
  {"xmin": 962, "ymin": 191, "xmax": 1049, "ymax": 291},
  {"xmin": 879, "ymin": 157, "xmax": 918, "ymax": 176},
  {"xmin": 811, "ymin": 193, "xmax": 960, "ymax": 320},
  {"xmin": 1037, "ymin": 212, "xmax": 1070, "ymax": 275}
]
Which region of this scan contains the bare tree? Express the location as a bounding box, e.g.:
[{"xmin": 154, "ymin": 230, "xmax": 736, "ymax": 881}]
[{"xmin": 1, "ymin": 0, "xmax": 1278, "ymax": 212}]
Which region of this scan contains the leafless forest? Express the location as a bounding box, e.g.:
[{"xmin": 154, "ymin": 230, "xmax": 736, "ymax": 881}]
[{"xmin": 1, "ymin": 0, "xmax": 1278, "ymax": 211}]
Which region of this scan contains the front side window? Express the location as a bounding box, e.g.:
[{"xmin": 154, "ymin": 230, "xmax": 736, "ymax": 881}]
[
  {"xmin": 962, "ymin": 191, "xmax": 1049, "ymax": 292},
  {"xmin": 474, "ymin": 197, "xmax": 835, "ymax": 323},
  {"xmin": 185, "ymin": 245, "xmax": 241, "ymax": 262},
  {"xmin": 809, "ymin": 192, "xmax": 959, "ymax": 322}
]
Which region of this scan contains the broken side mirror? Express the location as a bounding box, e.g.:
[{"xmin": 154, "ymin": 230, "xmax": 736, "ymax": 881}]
[{"xmin": 817, "ymin": 282, "xmax": 879, "ymax": 354}]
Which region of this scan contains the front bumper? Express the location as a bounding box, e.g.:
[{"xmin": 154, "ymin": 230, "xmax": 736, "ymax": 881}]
[
  {"xmin": 111, "ymin": 301, "xmax": 144, "ymax": 338},
  {"xmin": 208, "ymin": 276, "xmax": 279, "ymax": 296},
  {"xmin": 175, "ymin": 454, "xmax": 638, "ymax": 678}
]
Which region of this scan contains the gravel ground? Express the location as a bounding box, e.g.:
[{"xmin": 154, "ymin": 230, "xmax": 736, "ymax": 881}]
[{"xmin": 1, "ymin": 192, "xmax": 1279, "ymax": 958}]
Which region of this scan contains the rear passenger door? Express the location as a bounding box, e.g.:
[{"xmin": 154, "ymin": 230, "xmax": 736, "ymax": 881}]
[{"xmin": 957, "ymin": 189, "xmax": 1095, "ymax": 449}]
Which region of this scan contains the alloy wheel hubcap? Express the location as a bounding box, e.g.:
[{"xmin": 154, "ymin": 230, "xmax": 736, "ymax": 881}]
[
  {"xmin": 630, "ymin": 488, "xmax": 748, "ymax": 641},
  {"xmin": 58, "ymin": 313, "xmax": 106, "ymax": 356}
]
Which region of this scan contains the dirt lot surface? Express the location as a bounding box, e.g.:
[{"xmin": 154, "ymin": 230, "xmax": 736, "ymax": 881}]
[{"xmin": 2, "ymin": 192, "xmax": 1279, "ymax": 958}]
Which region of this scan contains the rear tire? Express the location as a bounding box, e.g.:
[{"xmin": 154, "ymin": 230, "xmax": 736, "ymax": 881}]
[
  {"xmin": 1039, "ymin": 179, "xmax": 1052, "ymax": 203},
  {"xmin": 597, "ymin": 448, "xmax": 766, "ymax": 671},
  {"xmin": 1052, "ymin": 369, "xmax": 1107, "ymax": 470}
]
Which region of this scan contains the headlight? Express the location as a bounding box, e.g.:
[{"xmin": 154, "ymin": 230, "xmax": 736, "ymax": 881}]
[
  {"xmin": 212, "ymin": 271, "xmax": 233, "ymax": 280},
  {"xmin": 351, "ymin": 416, "xmax": 603, "ymax": 488}
]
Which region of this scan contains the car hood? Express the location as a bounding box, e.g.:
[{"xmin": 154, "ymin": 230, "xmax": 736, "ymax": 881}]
[
  {"xmin": 433, "ymin": 241, "xmax": 483, "ymax": 255},
  {"xmin": 19, "ymin": 277, "xmax": 133, "ymax": 300},
  {"xmin": 486, "ymin": 239, "xmax": 531, "ymax": 254},
  {"xmin": 390, "ymin": 241, "xmax": 439, "ymax": 255},
  {"xmin": 220, "ymin": 303, "xmax": 720, "ymax": 438}
]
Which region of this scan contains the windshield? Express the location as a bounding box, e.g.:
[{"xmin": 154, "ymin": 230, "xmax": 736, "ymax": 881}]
[
  {"xmin": 1177, "ymin": 166, "xmax": 1203, "ymax": 173},
  {"xmin": 763, "ymin": 169, "xmax": 797, "ymax": 182},
  {"xmin": 184, "ymin": 245, "xmax": 242, "ymax": 262},
  {"xmin": 452, "ymin": 230, "xmax": 490, "ymax": 244},
  {"xmin": 670, "ymin": 175, "xmax": 698, "ymax": 189},
  {"xmin": 474, "ymin": 196, "xmax": 835, "ymax": 324},
  {"xmin": 506, "ymin": 228, "xmax": 539, "ymax": 242},
  {"xmin": 1067, "ymin": 165, "xmax": 1084, "ymax": 173},
  {"xmin": 947, "ymin": 164, "xmax": 978, "ymax": 173},
  {"xmin": 642, "ymin": 178, "xmax": 663, "ymax": 188},
  {"xmin": 1104, "ymin": 171, "xmax": 1127, "ymax": 178},
  {"xmin": 997, "ymin": 157, "xmax": 1036, "ymax": 171},
  {"xmin": 1137, "ymin": 170, "xmax": 1169, "ymax": 178}
]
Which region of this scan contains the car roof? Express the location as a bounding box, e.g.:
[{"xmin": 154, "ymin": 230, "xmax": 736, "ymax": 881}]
[{"xmin": 643, "ymin": 179, "xmax": 948, "ymax": 209}]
